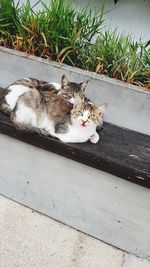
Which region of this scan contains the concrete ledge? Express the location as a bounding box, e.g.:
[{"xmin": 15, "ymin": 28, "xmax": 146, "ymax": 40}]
[
  {"xmin": 0, "ymin": 46, "xmax": 150, "ymax": 135},
  {"xmin": 1, "ymin": 46, "xmax": 150, "ymax": 262},
  {"xmin": 0, "ymin": 106, "xmax": 149, "ymax": 188},
  {"xmin": 0, "ymin": 134, "xmax": 150, "ymax": 260}
]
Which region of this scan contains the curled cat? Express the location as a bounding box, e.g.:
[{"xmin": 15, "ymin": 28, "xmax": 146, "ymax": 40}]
[
  {"xmin": 10, "ymin": 85, "xmax": 107, "ymax": 143},
  {"xmin": 0, "ymin": 74, "xmax": 107, "ymax": 143},
  {"xmin": 0, "ymin": 74, "xmax": 89, "ymax": 115}
]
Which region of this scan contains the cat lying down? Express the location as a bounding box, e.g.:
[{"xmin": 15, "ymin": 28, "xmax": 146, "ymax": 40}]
[
  {"xmin": 0, "ymin": 74, "xmax": 88, "ymax": 114},
  {"xmin": 0, "ymin": 75, "xmax": 107, "ymax": 143}
]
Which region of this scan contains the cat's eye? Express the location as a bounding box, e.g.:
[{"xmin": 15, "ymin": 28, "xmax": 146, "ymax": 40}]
[
  {"xmin": 77, "ymin": 111, "xmax": 83, "ymax": 116},
  {"xmin": 68, "ymin": 94, "xmax": 73, "ymax": 98}
]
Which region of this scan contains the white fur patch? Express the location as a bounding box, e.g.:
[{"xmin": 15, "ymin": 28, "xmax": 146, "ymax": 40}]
[
  {"xmin": 38, "ymin": 113, "xmax": 54, "ymax": 133},
  {"xmin": 80, "ymin": 110, "xmax": 89, "ymax": 121},
  {"xmin": 87, "ymin": 101, "xmax": 94, "ymax": 105},
  {"xmin": 54, "ymin": 123, "xmax": 96, "ymax": 143},
  {"xmin": 50, "ymin": 82, "xmax": 61, "ymax": 90},
  {"xmin": 5, "ymin": 85, "xmax": 30, "ymax": 110},
  {"xmin": 15, "ymin": 102, "xmax": 37, "ymax": 126},
  {"xmin": 68, "ymin": 98, "xmax": 74, "ymax": 104},
  {"xmin": 24, "ymin": 78, "xmax": 32, "ymax": 81}
]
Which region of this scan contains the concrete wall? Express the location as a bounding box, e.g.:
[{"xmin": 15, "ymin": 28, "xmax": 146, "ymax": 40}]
[
  {"xmin": 75, "ymin": 0, "xmax": 150, "ymax": 42},
  {"xmin": 15, "ymin": 0, "xmax": 150, "ymax": 41},
  {"xmin": 0, "ymin": 133, "xmax": 150, "ymax": 260}
]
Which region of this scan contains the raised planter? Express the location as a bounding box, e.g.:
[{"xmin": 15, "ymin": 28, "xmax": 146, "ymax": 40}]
[
  {"xmin": 0, "ymin": 46, "xmax": 150, "ymax": 260},
  {"xmin": 0, "ymin": 46, "xmax": 150, "ymax": 135},
  {"xmin": 0, "ymin": 105, "xmax": 149, "ymax": 188}
]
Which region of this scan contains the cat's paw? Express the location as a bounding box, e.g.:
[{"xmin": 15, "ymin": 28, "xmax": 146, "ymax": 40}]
[{"xmin": 90, "ymin": 133, "xmax": 99, "ymax": 144}]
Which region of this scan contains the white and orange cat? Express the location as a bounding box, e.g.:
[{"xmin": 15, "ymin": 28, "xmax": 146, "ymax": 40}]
[{"xmin": 53, "ymin": 102, "xmax": 107, "ymax": 143}]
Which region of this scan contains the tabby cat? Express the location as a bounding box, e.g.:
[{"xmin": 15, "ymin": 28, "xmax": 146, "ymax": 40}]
[
  {"xmin": 0, "ymin": 75, "xmax": 107, "ymax": 143},
  {"xmin": 0, "ymin": 74, "xmax": 88, "ymax": 115},
  {"xmin": 10, "ymin": 86, "xmax": 107, "ymax": 143}
]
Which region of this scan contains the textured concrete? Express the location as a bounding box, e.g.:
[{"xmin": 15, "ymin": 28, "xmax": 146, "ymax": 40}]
[
  {"xmin": 0, "ymin": 134, "xmax": 150, "ymax": 260},
  {"xmin": 124, "ymin": 254, "xmax": 150, "ymax": 267},
  {"xmin": 0, "ymin": 46, "xmax": 150, "ymax": 135},
  {"xmin": 0, "ymin": 195, "xmax": 150, "ymax": 267},
  {"xmin": 0, "ymin": 195, "xmax": 124, "ymax": 267}
]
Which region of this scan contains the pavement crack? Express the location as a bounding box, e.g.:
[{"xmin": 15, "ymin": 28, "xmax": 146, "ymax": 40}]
[
  {"xmin": 70, "ymin": 232, "xmax": 86, "ymax": 267},
  {"xmin": 122, "ymin": 252, "xmax": 127, "ymax": 267}
]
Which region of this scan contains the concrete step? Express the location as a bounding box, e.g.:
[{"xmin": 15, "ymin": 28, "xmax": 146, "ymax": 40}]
[{"xmin": 0, "ymin": 133, "xmax": 150, "ymax": 259}]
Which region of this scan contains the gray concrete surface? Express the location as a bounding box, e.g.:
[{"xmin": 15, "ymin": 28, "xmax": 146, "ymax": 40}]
[
  {"xmin": 0, "ymin": 47, "xmax": 150, "ymax": 135},
  {"xmin": 0, "ymin": 195, "xmax": 124, "ymax": 267},
  {"xmin": 123, "ymin": 254, "xmax": 150, "ymax": 267},
  {"xmin": 0, "ymin": 134, "xmax": 150, "ymax": 260},
  {"xmin": 0, "ymin": 195, "xmax": 150, "ymax": 267}
]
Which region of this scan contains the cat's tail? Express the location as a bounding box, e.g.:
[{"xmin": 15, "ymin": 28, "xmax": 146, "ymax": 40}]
[
  {"xmin": 0, "ymin": 87, "xmax": 11, "ymax": 115},
  {"xmin": 0, "ymin": 84, "xmax": 32, "ymax": 115}
]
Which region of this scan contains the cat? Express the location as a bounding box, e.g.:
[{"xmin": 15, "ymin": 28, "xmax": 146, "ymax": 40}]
[
  {"xmin": 57, "ymin": 75, "xmax": 89, "ymax": 104},
  {"xmin": 0, "ymin": 74, "xmax": 89, "ymax": 115},
  {"xmin": 53, "ymin": 102, "xmax": 107, "ymax": 143},
  {"xmin": 10, "ymin": 84, "xmax": 107, "ymax": 143}
]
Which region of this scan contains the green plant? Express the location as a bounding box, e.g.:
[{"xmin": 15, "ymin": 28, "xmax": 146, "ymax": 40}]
[
  {"xmin": 0, "ymin": 0, "xmax": 20, "ymax": 34},
  {"xmin": 88, "ymin": 31, "xmax": 150, "ymax": 88},
  {"xmin": 41, "ymin": 0, "xmax": 105, "ymax": 67},
  {"xmin": 0, "ymin": 0, "xmax": 149, "ymax": 89},
  {"xmin": 0, "ymin": 0, "xmax": 105, "ymax": 63}
]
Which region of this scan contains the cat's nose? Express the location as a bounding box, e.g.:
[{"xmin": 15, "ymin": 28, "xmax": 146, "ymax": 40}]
[{"xmin": 81, "ymin": 119, "xmax": 88, "ymax": 126}]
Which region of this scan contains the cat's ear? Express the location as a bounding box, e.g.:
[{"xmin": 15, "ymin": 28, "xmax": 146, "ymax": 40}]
[
  {"xmin": 61, "ymin": 74, "xmax": 68, "ymax": 89},
  {"xmin": 80, "ymin": 79, "xmax": 89, "ymax": 92},
  {"xmin": 97, "ymin": 103, "xmax": 108, "ymax": 114}
]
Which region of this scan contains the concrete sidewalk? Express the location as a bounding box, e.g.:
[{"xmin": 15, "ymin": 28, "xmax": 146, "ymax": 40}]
[{"xmin": 0, "ymin": 195, "xmax": 149, "ymax": 267}]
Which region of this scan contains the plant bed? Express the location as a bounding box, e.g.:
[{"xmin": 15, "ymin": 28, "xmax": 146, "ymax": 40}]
[{"xmin": 0, "ymin": 0, "xmax": 149, "ymax": 90}]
